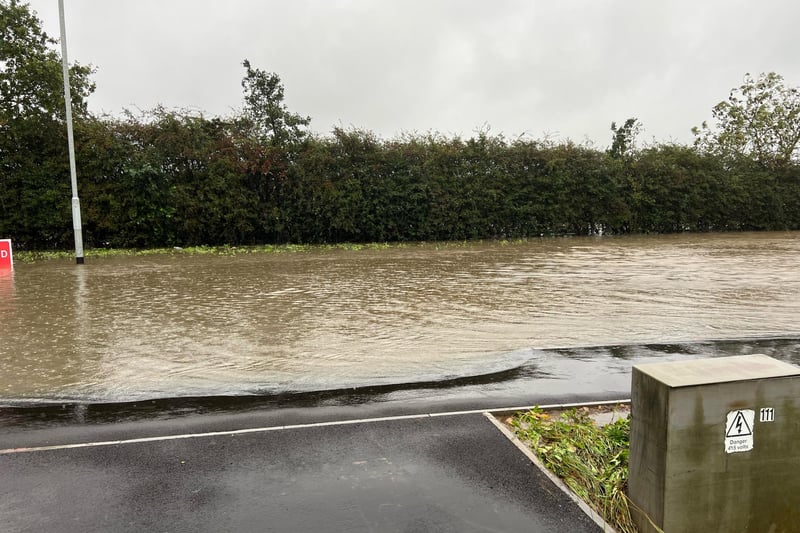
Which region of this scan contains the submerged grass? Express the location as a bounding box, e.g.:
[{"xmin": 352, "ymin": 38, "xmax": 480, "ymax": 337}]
[
  {"xmin": 12, "ymin": 237, "xmax": 544, "ymax": 264},
  {"xmin": 513, "ymin": 407, "xmax": 638, "ymax": 533},
  {"xmin": 12, "ymin": 242, "xmax": 402, "ymax": 263}
]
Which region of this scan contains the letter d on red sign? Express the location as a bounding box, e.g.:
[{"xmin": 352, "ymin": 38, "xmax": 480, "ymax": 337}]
[{"xmin": 0, "ymin": 239, "xmax": 13, "ymax": 270}]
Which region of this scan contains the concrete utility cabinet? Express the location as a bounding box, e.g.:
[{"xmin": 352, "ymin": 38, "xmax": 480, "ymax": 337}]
[{"xmin": 629, "ymin": 354, "xmax": 800, "ymax": 533}]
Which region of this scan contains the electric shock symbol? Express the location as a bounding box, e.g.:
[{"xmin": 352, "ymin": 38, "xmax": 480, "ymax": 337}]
[{"xmin": 726, "ymin": 411, "xmax": 753, "ymax": 437}]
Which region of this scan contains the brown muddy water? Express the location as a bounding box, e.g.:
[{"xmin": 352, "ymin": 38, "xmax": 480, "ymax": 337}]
[{"xmin": 1, "ymin": 232, "xmax": 799, "ymax": 404}]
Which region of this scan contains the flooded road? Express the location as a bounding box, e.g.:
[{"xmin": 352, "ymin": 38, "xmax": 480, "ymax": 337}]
[{"xmin": 1, "ymin": 232, "xmax": 799, "ymax": 404}]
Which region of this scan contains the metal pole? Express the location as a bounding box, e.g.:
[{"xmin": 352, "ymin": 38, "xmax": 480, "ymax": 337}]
[{"xmin": 58, "ymin": 0, "xmax": 84, "ymax": 264}]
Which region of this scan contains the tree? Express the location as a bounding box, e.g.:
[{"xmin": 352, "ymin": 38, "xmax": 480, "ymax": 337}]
[
  {"xmin": 608, "ymin": 117, "xmax": 641, "ymax": 159},
  {"xmin": 0, "ymin": 0, "xmax": 95, "ymax": 248},
  {"xmin": 240, "ymin": 59, "xmax": 310, "ymax": 147},
  {"xmin": 0, "ymin": 0, "xmax": 95, "ymax": 123},
  {"xmin": 693, "ymin": 72, "xmax": 800, "ymax": 168}
]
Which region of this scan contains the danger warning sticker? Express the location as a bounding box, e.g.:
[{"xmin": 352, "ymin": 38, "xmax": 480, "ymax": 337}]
[{"xmin": 725, "ymin": 409, "xmax": 754, "ymax": 454}]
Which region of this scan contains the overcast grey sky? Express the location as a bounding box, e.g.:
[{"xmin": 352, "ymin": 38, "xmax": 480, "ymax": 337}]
[{"xmin": 26, "ymin": 0, "xmax": 800, "ymax": 147}]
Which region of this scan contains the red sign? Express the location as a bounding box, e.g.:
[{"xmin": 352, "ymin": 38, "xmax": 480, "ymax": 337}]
[{"xmin": 0, "ymin": 239, "xmax": 12, "ymax": 270}]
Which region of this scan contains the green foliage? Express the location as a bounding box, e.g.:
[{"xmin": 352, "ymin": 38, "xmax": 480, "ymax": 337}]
[
  {"xmin": 513, "ymin": 407, "xmax": 638, "ymax": 533},
  {"xmin": 8, "ymin": 112, "xmax": 800, "ymax": 250},
  {"xmin": 7, "ymin": 100, "xmax": 800, "ymax": 250},
  {"xmin": 693, "ymin": 72, "xmax": 800, "ymax": 168}
]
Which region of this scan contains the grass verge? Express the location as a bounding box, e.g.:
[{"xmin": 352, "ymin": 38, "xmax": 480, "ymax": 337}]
[
  {"xmin": 12, "ymin": 242, "xmax": 399, "ymax": 263},
  {"xmin": 512, "ymin": 406, "xmax": 636, "ymax": 532}
]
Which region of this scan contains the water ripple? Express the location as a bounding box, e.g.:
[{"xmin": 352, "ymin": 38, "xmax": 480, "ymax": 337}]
[{"xmin": 1, "ymin": 232, "xmax": 799, "ymax": 402}]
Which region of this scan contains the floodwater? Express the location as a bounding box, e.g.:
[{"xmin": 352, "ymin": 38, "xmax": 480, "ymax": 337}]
[{"xmin": 1, "ymin": 232, "xmax": 799, "ymax": 405}]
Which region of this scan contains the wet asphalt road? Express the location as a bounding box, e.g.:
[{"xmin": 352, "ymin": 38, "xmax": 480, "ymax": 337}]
[
  {"xmin": 2, "ymin": 337, "xmax": 796, "ymax": 531},
  {"xmin": 1, "ymin": 404, "xmax": 602, "ymax": 533}
]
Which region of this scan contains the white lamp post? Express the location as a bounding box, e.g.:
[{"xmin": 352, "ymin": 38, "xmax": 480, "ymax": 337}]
[{"xmin": 58, "ymin": 0, "xmax": 85, "ymax": 264}]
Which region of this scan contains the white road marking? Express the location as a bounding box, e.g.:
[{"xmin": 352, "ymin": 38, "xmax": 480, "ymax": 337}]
[{"xmin": 0, "ymin": 399, "xmax": 629, "ymax": 455}]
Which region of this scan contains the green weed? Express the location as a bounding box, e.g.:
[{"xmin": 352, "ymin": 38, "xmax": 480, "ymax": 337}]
[{"xmin": 513, "ymin": 407, "xmax": 637, "ymax": 532}]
